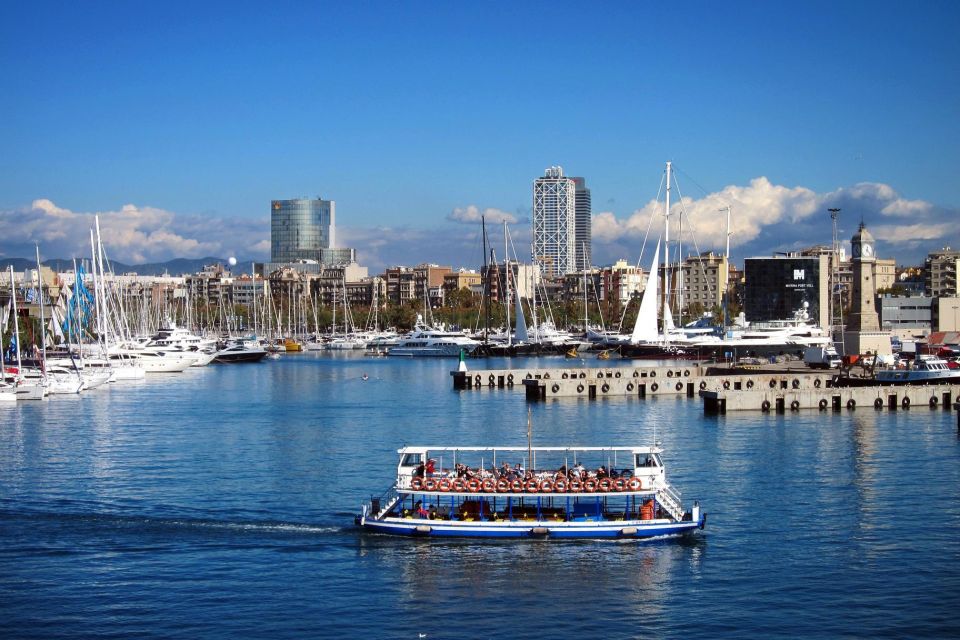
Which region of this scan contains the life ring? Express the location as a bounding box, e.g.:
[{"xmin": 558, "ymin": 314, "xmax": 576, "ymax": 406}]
[
  {"xmin": 525, "ymin": 373, "xmax": 532, "ymax": 379},
  {"xmin": 601, "ymin": 384, "xmax": 610, "ymax": 393},
  {"xmin": 651, "ymin": 383, "xmax": 659, "ymax": 392},
  {"xmin": 613, "ymin": 478, "xmax": 626, "ymax": 492},
  {"xmin": 509, "ymin": 479, "xmax": 523, "ymax": 492},
  {"xmin": 699, "ymin": 381, "xmax": 707, "ymax": 391},
  {"xmin": 568, "ymin": 479, "xmax": 583, "ymax": 492},
  {"xmin": 901, "ymin": 397, "xmax": 910, "ymax": 409},
  {"xmin": 562, "ymin": 372, "xmax": 568, "ymax": 379},
  {"xmin": 650, "ymin": 371, "xmax": 656, "ymax": 377},
  {"xmin": 507, "ymin": 374, "xmax": 514, "ymax": 384},
  {"xmin": 488, "ymin": 374, "xmax": 495, "ymax": 385},
  {"xmin": 544, "ymin": 373, "xmax": 550, "ymax": 380},
  {"xmin": 746, "ymin": 380, "xmax": 754, "ymax": 389},
  {"xmin": 819, "ymin": 399, "xmax": 828, "ymax": 410},
  {"xmin": 437, "ymin": 478, "xmax": 452, "ymax": 492},
  {"xmin": 410, "ymin": 477, "xmax": 424, "ymax": 490},
  {"xmin": 814, "ymin": 378, "xmax": 821, "ymax": 388},
  {"xmin": 930, "ymin": 396, "xmax": 939, "ymax": 408},
  {"xmin": 466, "ymin": 478, "xmax": 481, "ymax": 493},
  {"xmin": 451, "ymin": 478, "xmax": 466, "ymax": 492},
  {"xmin": 627, "ymin": 478, "xmax": 642, "ymax": 491},
  {"xmin": 579, "ymin": 372, "xmax": 586, "ymax": 379},
  {"xmin": 598, "ymin": 478, "xmax": 613, "ymax": 492},
  {"xmin": 676, "ymin": 382, "xmax": 683, "ymax": 392},
  {"xmin": 761, "ymin": 400, "xmax": 771, "ymax": 412},
  {"xmin": 540, "ymin": 479, "xmax": 554, "ymax": 493},
  {"xmin": 633, "ymin": 371, "xmax": 639, "ymax": 378},
  {"xmin": 790, "ymin": 400, "xmax": 800, "ymax": 411},
  {"xmin": 474, "ymin": 375, "xmax": 482, "ymax": 386},
  {"xmin": 577, "ymin": 384, "xmax": 584, "ymax": 393},
  {"xmin": 597, "ymin": 372, "xmax": 604, "ymax": 379},
  {"xmin": 847, "ymin": 399, "xmax": 856, "ymax": 409},
  {"xmin": 583, "ymin": 479, "xmax": 598, "ymax": 492},
  {"xmin": 554, "ymin": 478, "xmax": 568, "ymax": 492},
  {"xmin": 423, "ymin": 478, "xmax": 438, "ymax": 491},
  {"xmin": 667, "ymin": 370, "xmax": 674, "ymax": 378},
  {"xmin": 873, "ymin": 397, "xmax": 883, "ymax": 409},
  {"xmin": 481, "ymin": 478, "xmax": 496, "ymax": 493},
  {"xmin": 615, "ymin": 371, "xmax": 622, "ymax": 378},
  {"xmin": 626, "ymin": 383, "xmax": 634, "ymax": 392},
  {"xmin": 551, "ymin": 384, "xmax": 560, "ymax": 393},
  {"xmin": 683, "ymin": 369, "xmax": 690, "ymax": 377},
  {"xmin": 723, "ymin": 380, "xmax": 731, "ymax": 390},
  {"xmin": 792, "ymin": 379, "xmax": 800, "ymax": 389},
  {"xmin": 769, "ymin": 380, "xmax": 777, "ymax": 389},
  {"xmin": 525, "ymin": 479, "xmax": 540, "ymax": 493}
]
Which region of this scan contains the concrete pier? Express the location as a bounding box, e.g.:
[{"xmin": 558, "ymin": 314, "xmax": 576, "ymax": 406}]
[{"xmin": 703, "ymin": 384, "xmax": 959, "ymax": 414}]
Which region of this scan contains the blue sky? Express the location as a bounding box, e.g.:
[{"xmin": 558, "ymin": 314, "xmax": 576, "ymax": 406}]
[{"xmin": 1, "ymin": 1, "xmax": 958, "ymax": 270}]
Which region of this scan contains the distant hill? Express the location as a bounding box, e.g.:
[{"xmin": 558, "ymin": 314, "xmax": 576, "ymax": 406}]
[{"xmin": 0, "ymin": 257, "xmax": 252, "ymax": 276}]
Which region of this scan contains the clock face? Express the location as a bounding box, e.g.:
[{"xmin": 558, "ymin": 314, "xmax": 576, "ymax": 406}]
[{"xmin": 862, "ymin": 243, "xmax": 874, "ymax": 257}]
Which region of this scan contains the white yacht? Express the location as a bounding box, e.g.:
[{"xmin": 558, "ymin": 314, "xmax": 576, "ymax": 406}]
[{"xmin": 388, "ymin": 322, "xmax": 481, "ymax": 357}]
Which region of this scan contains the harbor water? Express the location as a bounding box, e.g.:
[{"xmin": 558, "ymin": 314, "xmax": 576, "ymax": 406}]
[{"xmin": 2, "ymin": 354, "xmax": 959, "ymax": 638}]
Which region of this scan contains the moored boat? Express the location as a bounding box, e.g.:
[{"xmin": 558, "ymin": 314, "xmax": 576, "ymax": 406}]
[{"xmin": 356, "ymin": 445, "xmax": 705, "ymax": 539}]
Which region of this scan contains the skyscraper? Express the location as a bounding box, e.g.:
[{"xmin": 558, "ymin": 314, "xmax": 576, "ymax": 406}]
[
  {"xmin": 532, "ymin": 166, "xmax": 591, "ymax": 276},
  {"xmin": 270, "ymin": 198, "xmax": 335, "ymax": 263},
  {"xmin": 572, "ymin": 176, "xmax": 592, "ymax": 272}
]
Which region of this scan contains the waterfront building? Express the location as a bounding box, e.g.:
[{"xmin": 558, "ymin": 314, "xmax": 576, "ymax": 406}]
[
  {"xmin": 271, "ymin": 198, "xmax": 335, "ymax": 263},
  {"xmin": 677, "ymin": 252, "xmax": 729, "ymax": 313},
  {"xmin": 743, "ymin": 254, "xmax": 829, "ymax": 327},
  {"xmin": 532, "ymin": 166, "xmax": 591, "ymax": 276},
  {"xmin": 935, "ymin": 296, "xmax": 960, "ymax": 332},
  {"xmin": 572, "ymin": 176, "xmax": 592, "ymax": 272},
  {"xmin": 600, "ymin": 260, "xmax": 644, "ymax": 304},
  {"xmin": 925, "ymin": 248, "xmax": 960, "ymax": 297},
  {"xmin": 442, "ymin": 269, "xmax": 482, "ymax": 296},
  {"xmin": 879, "ymin": 295, "xmax": 932, "ymax": 337},
  {"xmin": 843, "ymin": 222, "xmax": 892, "ymax": 356}
]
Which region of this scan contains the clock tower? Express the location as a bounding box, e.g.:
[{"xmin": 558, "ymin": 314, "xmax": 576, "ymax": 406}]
[{"xmin": 843, "ymin": 222, "xmax": 892, "ymax": 356}]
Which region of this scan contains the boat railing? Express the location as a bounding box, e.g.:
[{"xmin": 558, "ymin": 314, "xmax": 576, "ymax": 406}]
[
  {"xmin": 369, "ymin": 485, "xmax": 399, "ymax": 519},
  {"xmin": 656, "ymin": 483, "xmax": 685, "ymax": 521}
]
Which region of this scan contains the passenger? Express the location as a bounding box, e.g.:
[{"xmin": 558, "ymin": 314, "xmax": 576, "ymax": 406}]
[
  {"xmin": 425, "ymin": 458, "xmax": 436, "ymax": 475},
  {"xmin": 414, "ymin": 462, "xmax": 426, "ymax": 478},
  {"xmin": 596, "ymin": 465, "xmax": 608, "ymax": 480},
  {"xmin": 428, "ymin": 506, "xmax": 437, "ymax": 520},
  {"xmin": 415, "ymin": 501, "xmax": 429, "ymax": 518},
  {"xmin": 573, "ymin": 462, "xmax": 585, "ymax": 478}
]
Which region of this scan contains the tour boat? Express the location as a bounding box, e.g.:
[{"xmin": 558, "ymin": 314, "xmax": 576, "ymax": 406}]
[
  {"xmin": 836, "ymin": 354, "xmax": 960, "ymax": 387},
  {"xmin": 356, "ymin": 445, "xmax": 705, "ymax": 539}
]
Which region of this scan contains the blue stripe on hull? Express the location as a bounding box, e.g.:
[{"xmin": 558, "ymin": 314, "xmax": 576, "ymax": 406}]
[{"xmin": 361, "ymin": 520, "xmax": 701, "ymax": 539}]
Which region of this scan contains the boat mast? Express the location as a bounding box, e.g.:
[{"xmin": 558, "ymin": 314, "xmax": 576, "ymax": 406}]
[
  {"xmin": 504, "ymin": 220, "xmax": 510, "ymax": 347},
  {"xmin": 482, "ymin": 215, "xmax": 490, "ymax": 345},
  {"xmin": 9, "ymin": 266, "xmax": 22, "ymax": 375},
  {"xmin": 34, "ymin": 246, "xmax": 49, "ymax": 369},
  {"xmin": 663, "ymin": 161, "xmax": 672, "ymax": 342},
  {"xmin": 720, "ymin": 205, "xmax": 731, "ymax": 332}
]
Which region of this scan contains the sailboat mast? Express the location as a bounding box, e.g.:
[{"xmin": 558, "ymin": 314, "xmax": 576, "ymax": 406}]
[
  {"xmin": 663, "ymin": 161, "xmax": 672, "ymax": 340},
  {"xmin": 9, "ymin": 266, "xmax": 22, "ymax": 373},
  {"xmin": 504, "ymin": 221, "xmax": 511, "ymax": 346},
  {"xmin": 482, "ymin": 216, "xmax": 489, "ymax": 344},
  {"xmin": 35, "ymin": 246, "xmax": 48, "ymax": 366}
]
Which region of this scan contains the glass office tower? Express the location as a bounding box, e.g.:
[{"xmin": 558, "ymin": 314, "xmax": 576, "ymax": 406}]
[{"xmin": 270, "ymin": 198, "xmax": 335, "ymax": 263}]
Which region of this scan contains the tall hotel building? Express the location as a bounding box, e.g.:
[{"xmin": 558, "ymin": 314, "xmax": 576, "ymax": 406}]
[
  {"xmin": 532, "ymin": 166, "xmax": 591, "ymax": 276},
  {"xmin": 271, "ymin": 198, "xmax": 337, "ymax": 263}
]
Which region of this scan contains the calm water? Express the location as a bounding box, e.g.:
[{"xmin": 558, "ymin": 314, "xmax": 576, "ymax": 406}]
[{"xmin": 1, "ymin": 354, "xmax": 958, "ymax": 639}]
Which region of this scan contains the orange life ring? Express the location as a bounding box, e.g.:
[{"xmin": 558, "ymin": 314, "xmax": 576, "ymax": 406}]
[
  {"xmin": 598, "ymin": 478, "xmax": 613, "ymax": 492},
  {"xmin": 481, "ymin": 478, "xmax": 496, "ymax": 493},
  {"xmin": 583, "ymin": 479, "xmax": 598, "ymax": 492},
  {"xmin": 466, "ymin": 478, "xmax": 481, "ymax": 493},
  {"xmin": 510, "ymin": 479, "xmax": 524, "ymax": 492},
  {"xmin": 540, "ymin": 479, "xmax": 554, "ymax": 493},
  {"xmin": 613, "ymin": 478, "xmax": 626, "ymax": 492},
  {"xmin": 423, "ymin": 478, "xmax": 438, "ymax": 491},
  {"xmin": 525, "ymin": 478, "xmax": 540, "ymax": 493},
  {"xmin": 568, "ymin": 479, "xmax": 582, "ymax": 492},
  {"xmin": 554, "ymin": 478, "xmax": 568, "ymax": 493},
  {"xmin": 437, "ymin": 478, "xmax": 451, "ymax": 492},
  {"xmin": 410, "ymin": 477, "xmax": 424, "ymax": 490},
  {"xmin": 627, "ymin": 478, "xmax": 642, "ymax": 491},
  {"xmin": 451, "ymin": 478, "xmax": 466, "ymax": 492},
  {"xmin": 496, "ymin": 479, "xmax": 510, "ymax": 493}
]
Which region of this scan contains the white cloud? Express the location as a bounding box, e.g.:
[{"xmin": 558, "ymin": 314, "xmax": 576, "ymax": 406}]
[
  {"xmin": 0, "ymin": 200, "xmax": 269, "ymax": 264},
  {"xmin": 447, "ymin": 205, "xmax": 517, "ymax": 225},
  {"xmin": 590, "ymin": 178, "xmax": 958, "ymax": 265}
]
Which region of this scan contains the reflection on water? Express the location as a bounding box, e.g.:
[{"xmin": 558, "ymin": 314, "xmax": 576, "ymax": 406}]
[{"xmin": 1, "ymin": 353, "xmax": 958, "ymax": 638}]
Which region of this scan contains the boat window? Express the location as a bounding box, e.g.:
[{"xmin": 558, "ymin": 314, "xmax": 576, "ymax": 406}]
[
  {"xmin": 401, "ymin": 453, "xmax": 423, "ymax": 466},
  {"xmin": 636, "ymin": 454, "xmax": 658, "ymax": 468}
]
